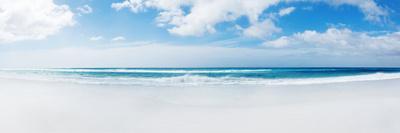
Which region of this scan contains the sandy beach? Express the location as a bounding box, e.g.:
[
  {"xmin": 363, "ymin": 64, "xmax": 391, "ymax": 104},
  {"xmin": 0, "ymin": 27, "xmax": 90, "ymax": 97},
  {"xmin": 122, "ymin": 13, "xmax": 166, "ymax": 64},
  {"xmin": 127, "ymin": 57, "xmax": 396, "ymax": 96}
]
[
  {"xmin": 1, "ymin": 78, "xmax": 399, "ymax": 133},
  {"xmin": 1, "ymin": 0, "xmax": 399, "ymax": 132}
]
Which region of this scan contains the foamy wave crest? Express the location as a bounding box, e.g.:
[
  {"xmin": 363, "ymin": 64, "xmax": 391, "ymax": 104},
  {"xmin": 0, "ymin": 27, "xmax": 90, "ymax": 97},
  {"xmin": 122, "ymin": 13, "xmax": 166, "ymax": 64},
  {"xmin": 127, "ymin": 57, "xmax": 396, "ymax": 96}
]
[
  {"xmin": 269, "ymin": 72, "xmax": 400, "ymax": 85},
  {"xmin": 0, "ymin": 71, "xmax": 400, "ymax": 86}
]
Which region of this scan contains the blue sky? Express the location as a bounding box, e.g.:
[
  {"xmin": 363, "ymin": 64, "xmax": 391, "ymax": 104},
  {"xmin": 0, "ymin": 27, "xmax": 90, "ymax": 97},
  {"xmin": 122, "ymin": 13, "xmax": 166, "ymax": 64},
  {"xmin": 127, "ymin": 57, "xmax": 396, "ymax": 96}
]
[{"xmin": 0, "ymin": 0, "xmax": 399, "ymax": 67}]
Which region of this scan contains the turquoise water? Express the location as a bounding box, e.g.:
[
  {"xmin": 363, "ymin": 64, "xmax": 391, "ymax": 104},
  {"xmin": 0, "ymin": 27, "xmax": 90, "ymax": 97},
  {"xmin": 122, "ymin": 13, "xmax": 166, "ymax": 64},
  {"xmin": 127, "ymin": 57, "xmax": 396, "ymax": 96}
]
[{"xmin": 1, "ymin": 68, "xmax": 400, "ymax": 85}]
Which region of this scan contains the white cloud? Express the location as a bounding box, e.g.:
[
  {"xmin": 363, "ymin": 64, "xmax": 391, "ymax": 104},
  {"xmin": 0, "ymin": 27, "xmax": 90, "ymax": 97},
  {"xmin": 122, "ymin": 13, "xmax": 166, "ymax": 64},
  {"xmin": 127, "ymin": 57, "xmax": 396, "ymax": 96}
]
[
  {"xmin": 265, "ymin": 36, "xmax": 290, "ymax": 48},
  {"xmin": 111, "ymin": 36, "xmax": 126, "ymax": 41},
  {"xmin": 241, "ymin": 6, "xmax": 296, "ymax": 39},
  {"xmin": 325, "ymin": 0, "xmax": 388, "ymax": 23},
  {"xmin": 77, "ymin": 5, "xmax": 93, "ymax": 15},
  {"xmin": 111, "ymin": 0, "xmax": 147, "ymax": 13},
  {"xmin": 0, "ymin": 0, "xmax": 75, "ymax": 43},
  {"xmin": 279, "ymin": 7, "xmax": 296, "ymax": 16},
  {"xmin": 111, "ymin": 0, "xmax": 283, "ymax": 37},
  {"xmin": 111, "ymin": 0, "xmax": 389, "ymax": 37},
  {"xmin": 89, "ymin": 36, "xmax": 103, "ymax": 41},
  {"xmin": 243, "ymin": 19, "xmax": 281, "ymax": 39},
  {"xmin": 263, "ymin": 28, "xmax": 400, "ymax": 55}
]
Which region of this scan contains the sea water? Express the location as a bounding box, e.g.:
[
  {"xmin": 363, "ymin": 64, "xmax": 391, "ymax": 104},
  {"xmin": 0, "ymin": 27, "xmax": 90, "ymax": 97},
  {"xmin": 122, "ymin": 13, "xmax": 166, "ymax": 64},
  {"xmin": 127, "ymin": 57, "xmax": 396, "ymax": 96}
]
[{"xmin": 1, "ymin": 67, "xmax": 400, "ymax": 86}]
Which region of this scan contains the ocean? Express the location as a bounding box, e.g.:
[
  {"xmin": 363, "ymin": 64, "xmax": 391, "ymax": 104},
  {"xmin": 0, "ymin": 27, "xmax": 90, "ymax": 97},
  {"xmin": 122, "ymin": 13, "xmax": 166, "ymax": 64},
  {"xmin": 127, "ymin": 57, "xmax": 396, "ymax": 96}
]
[{"xmin": 1, "ymin": 67, "xmax": 400, "ymax": 86}]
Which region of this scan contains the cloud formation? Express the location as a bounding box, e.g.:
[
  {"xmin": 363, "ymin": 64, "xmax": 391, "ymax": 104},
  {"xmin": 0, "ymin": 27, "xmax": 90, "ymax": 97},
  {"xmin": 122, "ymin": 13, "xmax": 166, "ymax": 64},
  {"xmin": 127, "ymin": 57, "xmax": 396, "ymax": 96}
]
[
  {"xmin": 278, "ymin": 7, "xmax": 296, "ymax": 17},
  {"xmin": 112, "ymin": 36, "xmax": 126, "ymax": 41},
  {"xmin": 111, "ymin": 0, "xmax": 388, "ymax": 37},
  {"xmin": 264, "ymin": 28, "xmax": 400, "ymax": 55},
  {"xmin": 111, "ymin": 0, "xmax": 282, "ymax": 37},
  {"xmin": 77, "ymin": 5, "xmax": 93, "ymax": 15},
  {"xmin": 0, "ymin": 0, "xmax": 75, "ymax": 43},
  {"xmin": 325, "ymin": 0, "xmax": 388, "ymax": 23},
  {"xmin": 89, "ymin": 36, "xmax": 103, "ymax": 41},
  {"xmin": 242, "ymin": 19, "xmax": 281, "ymax": 39}
]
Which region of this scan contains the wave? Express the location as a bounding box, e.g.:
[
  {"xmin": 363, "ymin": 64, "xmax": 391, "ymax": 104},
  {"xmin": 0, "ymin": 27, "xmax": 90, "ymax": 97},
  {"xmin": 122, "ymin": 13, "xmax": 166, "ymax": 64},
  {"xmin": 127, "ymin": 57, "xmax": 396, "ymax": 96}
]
[
  {"xmin": 0, "ymin": 71, "xmax": 399, "ymax": 86},
  {"xmin": 150, "ymin": 72, "xmax": 400, "ymax": 85},
  {"xmin": 268, "ymin": 72, "xmax": 400, "ymax": 85}
]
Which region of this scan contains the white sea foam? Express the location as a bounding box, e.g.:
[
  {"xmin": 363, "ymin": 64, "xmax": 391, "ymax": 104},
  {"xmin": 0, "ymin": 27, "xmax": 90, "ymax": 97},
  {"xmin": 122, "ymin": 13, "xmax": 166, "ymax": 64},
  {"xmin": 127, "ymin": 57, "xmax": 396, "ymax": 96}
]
[
  {"xmin": 269, "ymin": 72, "xmax": 400, "ymax": 85},
  {"xmin": 149, "ymin": 72, "xmax": 400, "ymax": 85}
]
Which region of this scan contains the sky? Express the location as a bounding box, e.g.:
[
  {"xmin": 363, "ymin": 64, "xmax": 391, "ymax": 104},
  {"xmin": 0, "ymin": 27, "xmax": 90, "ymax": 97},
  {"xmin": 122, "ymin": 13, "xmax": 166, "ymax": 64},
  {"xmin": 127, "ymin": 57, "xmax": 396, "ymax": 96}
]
[{"xmin": 0, "ymin": 0, "xmax": 399, "ymax": 68}]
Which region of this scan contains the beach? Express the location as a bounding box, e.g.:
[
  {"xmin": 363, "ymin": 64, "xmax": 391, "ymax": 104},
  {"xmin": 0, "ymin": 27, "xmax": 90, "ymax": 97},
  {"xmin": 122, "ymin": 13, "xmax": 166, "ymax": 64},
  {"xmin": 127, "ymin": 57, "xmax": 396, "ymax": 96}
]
[
  {"xmin": 2, "ymin": 0, "xmax": 399, "ymax": 132},
  {"xmin": 1, "ymin": 77, "xmax": 399, "ymax": 133}
]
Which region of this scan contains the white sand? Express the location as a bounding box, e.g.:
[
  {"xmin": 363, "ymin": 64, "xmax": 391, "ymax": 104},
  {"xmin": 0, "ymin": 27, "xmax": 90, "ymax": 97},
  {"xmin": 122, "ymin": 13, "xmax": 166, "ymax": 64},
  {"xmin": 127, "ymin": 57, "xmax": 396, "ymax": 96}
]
[{"xmin": 0, "ymin": 78, "xmax": 399, "ymax": 133}]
